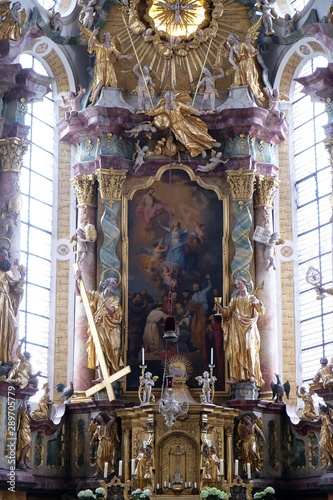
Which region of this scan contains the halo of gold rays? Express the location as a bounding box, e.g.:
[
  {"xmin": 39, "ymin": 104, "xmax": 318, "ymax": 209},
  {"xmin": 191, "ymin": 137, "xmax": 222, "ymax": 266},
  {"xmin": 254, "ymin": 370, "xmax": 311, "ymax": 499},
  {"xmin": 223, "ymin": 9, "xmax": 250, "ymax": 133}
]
[
  {"xmin": 148, "ymin": 0, "xmax": 207, "ymax": 38},
  {"xmin": 166, "ymin": 354, "xmax": 193, "ymax": 379},
  {"xmin": 102, "ymin": 0, "xmax": 252, "ymax": 90}
]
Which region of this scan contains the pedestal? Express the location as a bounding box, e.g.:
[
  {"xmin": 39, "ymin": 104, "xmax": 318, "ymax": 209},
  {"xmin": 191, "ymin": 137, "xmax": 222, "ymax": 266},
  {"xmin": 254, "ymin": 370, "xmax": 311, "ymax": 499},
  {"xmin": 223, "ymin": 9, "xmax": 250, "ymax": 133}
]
[
  {"xmin": 230, "ymin": 381, "xmax": 259, "ymax": 400},
  {"xmin": 96, "ymin": 87, "xmax": 135, "ymax": 112},
  {"xmin": 217, "ymin": 86, "xmax": 256, "ymax": 111}
]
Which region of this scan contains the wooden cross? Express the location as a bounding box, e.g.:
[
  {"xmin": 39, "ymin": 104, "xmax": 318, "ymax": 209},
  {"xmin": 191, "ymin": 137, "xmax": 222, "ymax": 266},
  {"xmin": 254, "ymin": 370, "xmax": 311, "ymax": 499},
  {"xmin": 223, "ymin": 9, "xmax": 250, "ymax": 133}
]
[{"xmin": 74, "ymin": 263, "xmax": 131, "ymax": 401}]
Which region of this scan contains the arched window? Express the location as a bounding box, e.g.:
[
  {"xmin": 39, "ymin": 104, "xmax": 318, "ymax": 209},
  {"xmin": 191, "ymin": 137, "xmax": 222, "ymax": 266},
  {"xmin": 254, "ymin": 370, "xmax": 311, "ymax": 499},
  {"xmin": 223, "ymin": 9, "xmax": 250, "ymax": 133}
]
[
  {"xmin": 17, "ymin": 54, "xmax": 55, "ymax": 391},
  {"xmin": 289, "ymin": 0, "xmax": 310, "ymax": 10},
  {"xmin": 292, "ymin": 55, "xmax": 333, "ymax": 385}
]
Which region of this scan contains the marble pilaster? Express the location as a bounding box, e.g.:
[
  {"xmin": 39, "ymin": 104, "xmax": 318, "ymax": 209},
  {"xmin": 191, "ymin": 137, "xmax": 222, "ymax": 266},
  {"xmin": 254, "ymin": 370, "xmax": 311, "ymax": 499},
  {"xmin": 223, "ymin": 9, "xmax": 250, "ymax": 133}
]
[
  {"xmin": 254, "ymin": 175, "xmax": 280, "ymax": 395},
  {"xmin": 71, "ymin": 174, "xmax": 97, "ymax": 391}
]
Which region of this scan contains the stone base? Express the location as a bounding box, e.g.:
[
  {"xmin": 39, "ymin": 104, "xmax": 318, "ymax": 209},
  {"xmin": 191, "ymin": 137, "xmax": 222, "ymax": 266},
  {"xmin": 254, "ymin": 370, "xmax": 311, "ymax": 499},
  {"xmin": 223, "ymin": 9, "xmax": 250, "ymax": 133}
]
[
  {"xmin": 230, "ymin": 381, "xmax": 259, "ymax": 400},
  {"xmin": 216, "ymin": 85, "xmax": 256, "ymax": 111},
  {"xmin": 96, "ymin": 87, "xmax": 135, "ymax": 112}
]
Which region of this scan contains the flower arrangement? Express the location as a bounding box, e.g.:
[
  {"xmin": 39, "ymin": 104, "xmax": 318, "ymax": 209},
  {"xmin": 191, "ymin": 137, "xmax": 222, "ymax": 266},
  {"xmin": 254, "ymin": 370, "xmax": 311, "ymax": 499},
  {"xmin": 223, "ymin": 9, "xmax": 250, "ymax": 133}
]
[
  {"xmin": 130, "ymin": 488, "xmax": 153, "ymax": 500},
  {"xmin": 77, "ymin": 487, "xmax": 106, "ymax": 500},
  {"xmin": 200, "ymin": 487, "xmax": 228, "ymax": 499},
  {"xmin": 253, "ymin": 486, "xmax": 275, "ymax": 499}
]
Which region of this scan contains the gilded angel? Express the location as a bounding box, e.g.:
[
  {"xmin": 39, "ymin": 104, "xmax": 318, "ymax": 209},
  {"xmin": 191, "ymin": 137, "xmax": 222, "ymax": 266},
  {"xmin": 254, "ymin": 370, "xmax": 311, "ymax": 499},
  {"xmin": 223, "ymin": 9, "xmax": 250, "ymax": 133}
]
[
  {"xmin": 0, "ymin": 1, "xmax": 26, "ymax": 40},
  {"xmin": 215, "ymin": 18, "xmax": 264, "ymax": 107}
]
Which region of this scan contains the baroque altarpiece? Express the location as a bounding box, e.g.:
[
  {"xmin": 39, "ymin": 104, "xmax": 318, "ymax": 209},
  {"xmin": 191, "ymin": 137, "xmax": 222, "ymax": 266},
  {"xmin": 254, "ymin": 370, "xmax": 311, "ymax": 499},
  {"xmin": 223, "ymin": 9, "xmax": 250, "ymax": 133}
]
[{"xmin": 0, "ymin": 0, "xmax": 333, "ymax": 499}]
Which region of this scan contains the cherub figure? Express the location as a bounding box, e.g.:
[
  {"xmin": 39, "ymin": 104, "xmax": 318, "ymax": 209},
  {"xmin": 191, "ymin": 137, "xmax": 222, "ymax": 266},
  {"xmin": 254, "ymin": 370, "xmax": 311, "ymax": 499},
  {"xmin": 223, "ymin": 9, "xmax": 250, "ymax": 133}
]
[
  {"xmin": 77, "ymin": 0, "xmax": 100, "ymax": 29},
  {"xmin": 195, "ymin": 152, "xmax": 228, "ymax": 172},
  {"xmin": 0, "ymin": 1, "xmax": 26, "ymax": 40},
  {"xmin": 197, "ymin": 68, "xmax": 224, "ymax": 112},
  {"xmin": 61, "ymin": 84, "xmax": 86, "ymax": 121},
  {"xmin": 5, "ymin": 339, "xmax": 41, "ymax": 389},
  {"xmin": 264, "ymin": 87, "xmax": 289, "ymax": 120},
  {"xmin": 284, "ymin": 13, "xmax": 296, "ymax": 36},
  {"xmin": 296, "ymin": 386, "xmax": 318, "ymax": 421},
  {"xmin": 255, "ymin": 0, "xmax": 277, "ymax": 36},
  {"xmin": 133, "ymin": 141, "xmax": 149, "ymax": 172},
  {"xmin": 133, "ymin": 63, "xmax": 155, "ymax": 112},
  {"xmin": 70, "ymin": 223, "xmax": 97, "ymax": 265},
  {"xmin": 49, "ymin": 11, "xmax": 63, "ymax": 32},
  {"xmin": 262, "ymin": 232, "xmax": 285, "ymax": 271},
  {"xmin": 140, "ymin": 371, "xmax": 158, "ymax": 403},
  {"xmin": 126, "ymin": 122, "xmax": 157, "ymax": 139},
  {"xmin": 196, "ymin": 371, "xmax": 216, "ymax": 403}
]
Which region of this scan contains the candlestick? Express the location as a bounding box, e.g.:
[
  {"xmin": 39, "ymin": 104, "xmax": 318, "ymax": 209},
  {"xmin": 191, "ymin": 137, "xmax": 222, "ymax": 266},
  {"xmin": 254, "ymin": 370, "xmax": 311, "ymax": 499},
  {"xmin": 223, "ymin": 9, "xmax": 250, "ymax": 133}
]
[
  {"xmin": 118, "ymin": 460, "xmax": 122, "ymax": 477},
  {"xmin": 131, "ymin": 459, "xmax": 135, "ymax": 475},
  {"xmin": 142, "ymin": 347, "xmax": 145, "ymax": 365},
  {"xmin": 247, "ymin": 462, "xmax": 251, "ymax": 479},
  {"xmin": 220, "ymin": 459, "xmax": 224, "ymax": 476},
  {"xmin": 210, "ymin": 348, "xmax": 213, "ymax": 365},
  {"xmin": 104, "ymin": 462, "xmax": 108, "ymax": 478},
  {"xmin": 235, "ymin": 459, "xmax": 239, "ymax": 476}
]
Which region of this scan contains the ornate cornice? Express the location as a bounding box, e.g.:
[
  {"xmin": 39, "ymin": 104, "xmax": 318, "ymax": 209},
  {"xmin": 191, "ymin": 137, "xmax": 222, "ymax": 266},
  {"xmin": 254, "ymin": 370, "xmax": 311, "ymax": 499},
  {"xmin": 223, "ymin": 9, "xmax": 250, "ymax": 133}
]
[
  {"xmin": 254, "ymin": 175, "xmax": 280, "ymax": 209},
  {"xmin": 0, "ymin": 137, "xmax": 29, "ymax": 172},
  {"xmin": 71, "ymin": 174, "xmax": 97, "ymax": 207},
  {"xmin": 226, "ymin": 170, "xmax": 256, "ymax": 205},
  {"xmin": 96, "ymin": 168, "xmax": 127, "ymax": 204}
]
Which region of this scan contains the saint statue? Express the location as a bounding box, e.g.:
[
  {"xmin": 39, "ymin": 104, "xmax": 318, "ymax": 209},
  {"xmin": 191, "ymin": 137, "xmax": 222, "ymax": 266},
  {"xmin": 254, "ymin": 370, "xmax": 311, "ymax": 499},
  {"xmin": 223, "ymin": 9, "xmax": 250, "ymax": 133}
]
[
  {"xmin": 90, "ymin": 412, "xmax": 118, "ymax": 476},
  {"xmin": 319, "ymin": 404, "xmax": 333, "ymax": 470},
  {"xmin": 87, "ymin": 27, "xmax": 133, "ymax": 105},
  {"xmin": 5, "ymin": 339, "xmax": 41, "ymax": 388},
  {"xmin": 16, "ymin": 397, "xmax": 32, "ymax": 470},
  {"xmin": 75, "ymin": 269, "xmax": 123, "ymax": 378},
  {"xmin": 30, "ymin": 383, "xmax": 53, "ymax": 420},
  {"xmin": 237, "ymin": 414, "xmax": 266, "ymax": 473},
  {"xmin": 296, "ymin": 386, "xmax": 317, "ymax": 421},
  {"xmin": 0, "ymin": 246, "xmax": 25, "ymax": 366},
  {"xmin": 216, "ymin": 276, "xmax": 265, "ymax": 386},
  {"xmin": 0, "ymin": 1, "xmax": 26, "ymax": 40}
]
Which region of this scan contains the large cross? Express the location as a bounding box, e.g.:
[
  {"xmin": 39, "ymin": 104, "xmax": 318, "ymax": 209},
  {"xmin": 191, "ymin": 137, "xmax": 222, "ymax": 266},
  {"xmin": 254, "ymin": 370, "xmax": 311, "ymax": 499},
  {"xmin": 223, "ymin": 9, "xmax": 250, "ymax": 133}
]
[{"xmin": 74, "ymin": 263, "xmax": 131, "ymax": 401}]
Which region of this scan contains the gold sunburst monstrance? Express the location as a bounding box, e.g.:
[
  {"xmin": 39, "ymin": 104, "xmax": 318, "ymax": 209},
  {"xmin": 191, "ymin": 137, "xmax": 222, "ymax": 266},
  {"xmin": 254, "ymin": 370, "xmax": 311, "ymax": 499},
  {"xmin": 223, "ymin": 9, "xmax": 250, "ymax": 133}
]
[{"xmin": 148, "ymin": 0, "xmax": 206, "ymax": 37}]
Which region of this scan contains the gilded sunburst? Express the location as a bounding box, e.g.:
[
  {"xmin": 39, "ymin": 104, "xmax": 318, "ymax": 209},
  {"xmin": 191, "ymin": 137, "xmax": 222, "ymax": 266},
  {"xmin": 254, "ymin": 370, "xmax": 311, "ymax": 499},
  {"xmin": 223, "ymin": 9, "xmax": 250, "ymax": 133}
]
[{"xmin": 148, "ymin": 0, "xmax": 207, "ymax": 37}]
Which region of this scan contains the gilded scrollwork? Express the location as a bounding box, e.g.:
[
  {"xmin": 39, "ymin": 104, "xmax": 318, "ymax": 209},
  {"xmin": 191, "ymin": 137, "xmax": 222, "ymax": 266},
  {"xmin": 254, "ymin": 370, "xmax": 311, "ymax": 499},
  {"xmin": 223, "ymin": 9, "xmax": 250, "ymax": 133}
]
[{"xmin": 71, "ymin": 174, "xmax": 97, "ymax": 207}]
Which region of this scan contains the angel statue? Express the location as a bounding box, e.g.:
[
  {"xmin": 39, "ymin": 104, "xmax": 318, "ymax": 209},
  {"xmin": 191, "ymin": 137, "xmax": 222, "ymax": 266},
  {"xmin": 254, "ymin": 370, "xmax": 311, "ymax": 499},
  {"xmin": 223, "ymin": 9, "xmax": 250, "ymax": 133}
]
[
  {"xmin": 70, "ymin": 223, "xmax": 97, "ymax": 265},
  {"xmin": 133, "ymin": 141, "xmax": 149, "ymax": 172},
  {"xmin": 133, "ymin": 63, "xmax": 155, "ymax": 112},
  {"xmin": 79, "ymin": 26, "xmax": 133, "ymax": 106},
  {"xmin": 196, "ymin": 371, "xmax": 216, "ymax": 403},
  {"xmin": 237, "ymin": 414, "xmax": 266, "ymax": 473},
  {"xmin": 264, "ymin": 88, "xmax": 289, "ymax": 121},
  {"xmin": 0, "ymin": 1, "xmax": 26, "ymax": 40},
  {"xmin": 61, "ymin": 84, "xmax": 86, "ymax": 121},
  {"xmin": 319, "ymin": 404, "xmax": 333, "ymax": 470},
  {"xmin": 215, "ymin": 275, "xmax": 265, "ymax": 386},
  {"xmin": 147, "ymin": 92, "xmax": 220, "ymax": 158},
  {"xmin": 215, "ymin": 19, "xmax": 264, "ymax": 108},
  {"xmin": 195, "ymin": 152, "xmax": 228, "ymax": 173},
  {"xmin": 139, "ymin": 371, "xmax": 158, "ymax": 403},
  {"xmin": 255, "ymin": 0, "xmax": 277, "ymax": 36},
  {"xmin": 77, "ymin": 0, "xmax": 100, "ymax": 29},
  {"xmin": 196, "ymin": 68, "xmax": 224, "ymax": 112}
]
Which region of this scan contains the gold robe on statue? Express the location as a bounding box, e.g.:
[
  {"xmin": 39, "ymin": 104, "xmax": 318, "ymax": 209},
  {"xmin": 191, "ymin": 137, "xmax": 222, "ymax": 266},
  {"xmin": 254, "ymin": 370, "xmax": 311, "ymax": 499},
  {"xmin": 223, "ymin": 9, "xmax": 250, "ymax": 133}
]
[
  {"xmin": 230, "ymin": 43, "xmax": 264, "ymax": 103},
  {"xmin": 16, "ymin": 404, "xmax": 31, "ymax": 462},
  {"xmin": 96, "ymin": 426, "xmax": 116, "ymax": 474},
  {"xmin": 88, "ymin": 39, "xmax": 121, "ymax": 96},
  {"xmin": 0, "ymin": 269, "xmax": 24, "ymax": 364},
  {"xmin": 85, "ymin": 290, "xmax": 122, "ymax": 372},
  {"xmin": 222, "ymin": 294, "xmax": 264, "ymax": 386},
  {"xmin": 149, "ymin": 93, "xmax": 217, "ymax": 157}
]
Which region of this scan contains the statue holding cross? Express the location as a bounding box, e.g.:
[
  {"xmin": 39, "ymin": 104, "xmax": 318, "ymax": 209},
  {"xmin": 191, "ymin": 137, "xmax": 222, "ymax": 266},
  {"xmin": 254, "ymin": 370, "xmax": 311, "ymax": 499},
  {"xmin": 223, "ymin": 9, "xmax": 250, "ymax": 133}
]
[{"xmin": 74, "ymin": 264, "xmax": 130, "ymax": 401}]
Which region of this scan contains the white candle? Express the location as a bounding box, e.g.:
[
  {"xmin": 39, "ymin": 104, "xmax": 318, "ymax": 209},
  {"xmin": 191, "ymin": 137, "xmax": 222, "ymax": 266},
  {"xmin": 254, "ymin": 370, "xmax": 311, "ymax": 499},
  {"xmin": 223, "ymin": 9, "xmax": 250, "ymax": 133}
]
[
  {"xmin": 118, "ymin": 460, "xmax": 122, "ymax": 477},
  {"xmin": 247, "ymin": 463, "xmax": 251, "ymax": 479},
  {"xmin": 189, "ymin": 482, "xmax": 191, "ymax": 488},
  {"xmin": 220, "ymin": 459, "xmax": 224, "ymax": 476},
  {"xmin": 207, "ymin": 440, "xmax": 211, "ymax": 447},
  {"xmin": 235, "ymin": 459, "xmax": 239, "ymax": 476},
  {"xmin": 211, "ymin": 348, "xmax": 213, "ymax": 365},
  {"xmin": 142, "ymin": 347, "xmax": 145, "ymax": 365},
  {"xmin": 185, "ymin": 482, "xmax": 187, "ymax": 488},
  {"xmin": 194, "ymin": 483, "xmax": 197, "ymax": 489},
  {"xmin": 131, "ymin": 459, "xmax": 135, "ymax": 475},
  {"xmin": 104, "ymin": 462, "xmax": 108, "ymax": 478},
  {"xmin": 157, "ymin": 484, "xmax": 160, "ymax": 490},
  {"xmin": 164, "ymin": 481, "xmax": 166, "ymax": 488},
  {"xmin": 168, "ymin": 482, "xmax": 171, "ymax": 488},
  {"xmin": 143, "ymin": 440, "xmax": 146, "ymax": 449}
]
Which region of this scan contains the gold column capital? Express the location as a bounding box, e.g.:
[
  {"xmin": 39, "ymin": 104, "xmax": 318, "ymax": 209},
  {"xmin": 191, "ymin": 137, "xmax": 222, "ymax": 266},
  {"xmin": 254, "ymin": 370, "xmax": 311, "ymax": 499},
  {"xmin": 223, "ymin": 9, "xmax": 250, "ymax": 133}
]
[
  {"xmin": 254, "ymin": 175, "xmax": 280, "ymax": 209},
  {"xmin": 0, "ymin": 137, "xmax": 29, "ymax": 172},
  {"xmin": 71, "ymin": 174, "xmax": 97, "ymax": 207},
  {"xmin": 226, "ymin": 170, "xmax": 256, "ymax": 204},
  {"xmin": 96, "ymin": 168, "xmax": 127, "ymax": 204}
]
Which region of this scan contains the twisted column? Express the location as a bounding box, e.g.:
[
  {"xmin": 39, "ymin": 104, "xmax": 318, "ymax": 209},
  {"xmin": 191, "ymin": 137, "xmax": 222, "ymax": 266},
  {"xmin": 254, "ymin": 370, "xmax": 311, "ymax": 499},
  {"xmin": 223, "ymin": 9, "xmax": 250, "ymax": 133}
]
[
  {"xmin": 71, "ymin": 174, "xmax": 97, "ymax": 391},
  {"xmin": 226, "ymin": 170, "xmax": 256, "ymax": 289}
]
